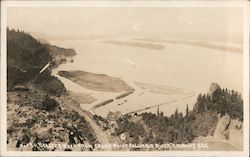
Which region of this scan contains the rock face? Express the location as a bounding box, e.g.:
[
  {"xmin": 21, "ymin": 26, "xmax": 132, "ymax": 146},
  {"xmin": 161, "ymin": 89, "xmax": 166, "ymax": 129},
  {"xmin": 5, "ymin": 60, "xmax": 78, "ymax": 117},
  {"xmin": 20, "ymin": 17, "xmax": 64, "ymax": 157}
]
[
  {"xmin": 7, "ymin": 91, "xmax": 97, "ymax": 151},
  {"xmin": 213, "ymin": 114, "xmax": 231, "ymax": 140},
  {"xmin": 213, "ymin": 114, "xmax": 243, "ymax": 150},
  {"xmin": 208, "ymin": 82, "xmax": 221, "ymax": 95}
]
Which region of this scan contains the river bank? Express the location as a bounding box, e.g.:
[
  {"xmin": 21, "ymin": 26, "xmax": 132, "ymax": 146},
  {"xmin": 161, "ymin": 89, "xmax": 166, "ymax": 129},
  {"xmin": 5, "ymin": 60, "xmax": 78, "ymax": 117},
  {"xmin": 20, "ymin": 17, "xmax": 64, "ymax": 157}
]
[
  {"xmin": 49, "ymin": 37, "xmax": 242, "ymax": 118},
  {"xmin": 51, "ymin": 50, "xmax": 195, "ymax": 118},
  {"xmin": 54, "ymin": 66, "xmax": 196, "ymax": 118},
  {"xmin": 24, "ymin": 35, "xmax": 242, "ymax": 151},
  {"xmin": 58, "ymin": 70, "xmax": 132, "ymax": 92}
]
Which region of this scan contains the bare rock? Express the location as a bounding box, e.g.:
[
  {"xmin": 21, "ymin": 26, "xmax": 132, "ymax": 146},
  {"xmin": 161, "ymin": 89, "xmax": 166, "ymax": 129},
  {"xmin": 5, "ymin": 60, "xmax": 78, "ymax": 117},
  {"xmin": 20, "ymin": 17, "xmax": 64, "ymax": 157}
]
[
  {"xmin": 208, "ymin": 82, "xmax": 221, "ymax": 95},
  {"xmin": 213, "ymin": 114, "xmax": 230, "ymax": 140}
]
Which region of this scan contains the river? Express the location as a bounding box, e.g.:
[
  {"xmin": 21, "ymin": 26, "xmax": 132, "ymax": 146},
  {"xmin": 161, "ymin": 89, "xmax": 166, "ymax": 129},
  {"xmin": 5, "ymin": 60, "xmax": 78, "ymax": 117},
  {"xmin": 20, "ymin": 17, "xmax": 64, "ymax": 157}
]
[{"xmin": 51, "ymin": 37, "xmax": 243, "ymax": 118}]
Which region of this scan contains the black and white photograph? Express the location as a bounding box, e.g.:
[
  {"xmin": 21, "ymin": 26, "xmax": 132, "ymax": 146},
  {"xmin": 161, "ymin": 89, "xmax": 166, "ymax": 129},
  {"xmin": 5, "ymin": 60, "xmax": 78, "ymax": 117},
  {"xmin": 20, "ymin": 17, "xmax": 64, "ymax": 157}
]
[{"xmin": 0, "ymin": 1, "xmax": 249, "ymax": 157}]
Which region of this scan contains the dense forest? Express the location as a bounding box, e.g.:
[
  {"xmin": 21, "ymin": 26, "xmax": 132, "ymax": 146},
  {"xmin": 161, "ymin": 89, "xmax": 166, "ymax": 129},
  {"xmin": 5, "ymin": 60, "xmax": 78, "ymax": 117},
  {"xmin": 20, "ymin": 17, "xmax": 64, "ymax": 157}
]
[
  {"xmin": 114, "ymin": 86, "xmax": 243, "ymax": 146},
  {"xmin": 194, "ymin": 87, "xmax": 243, "ymax": 120},
  {"xmin": 7, "ymin": 28, "xmax": 51, "ymax": 87},
  {"xmin": 7, "ymin": 28, "xmax": 66, "ymax": 95}
]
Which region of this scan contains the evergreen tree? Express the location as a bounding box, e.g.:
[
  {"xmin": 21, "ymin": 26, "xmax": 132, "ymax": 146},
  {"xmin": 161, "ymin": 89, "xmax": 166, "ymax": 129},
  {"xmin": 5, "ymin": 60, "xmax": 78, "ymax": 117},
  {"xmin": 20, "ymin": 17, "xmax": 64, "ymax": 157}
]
[
  {"xmin": 186, "ymin": 104, "xmax": 189, "ymax": 117},
  {"xmin": 174, "ymin": 108, "xmax": 179, "ymax": 119}
]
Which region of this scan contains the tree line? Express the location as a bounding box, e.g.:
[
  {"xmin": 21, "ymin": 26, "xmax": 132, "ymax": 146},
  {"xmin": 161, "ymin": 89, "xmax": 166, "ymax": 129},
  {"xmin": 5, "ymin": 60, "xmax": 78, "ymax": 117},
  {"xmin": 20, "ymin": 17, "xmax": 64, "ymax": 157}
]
[{"xmin": 114, "ymin": 87, "xmax": 243, "ymax": 146}]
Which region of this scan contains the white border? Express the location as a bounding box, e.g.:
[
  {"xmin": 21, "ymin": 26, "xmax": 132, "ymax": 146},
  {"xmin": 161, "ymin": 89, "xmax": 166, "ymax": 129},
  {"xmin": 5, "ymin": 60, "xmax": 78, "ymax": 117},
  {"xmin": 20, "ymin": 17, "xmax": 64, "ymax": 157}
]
[
  {"xmin": 1, "ymin": 1, "xmax": 249, "ymax": 157},
  {"xmin": 243, "ymin": 2, "xmax": 250, "ymax": 156}
]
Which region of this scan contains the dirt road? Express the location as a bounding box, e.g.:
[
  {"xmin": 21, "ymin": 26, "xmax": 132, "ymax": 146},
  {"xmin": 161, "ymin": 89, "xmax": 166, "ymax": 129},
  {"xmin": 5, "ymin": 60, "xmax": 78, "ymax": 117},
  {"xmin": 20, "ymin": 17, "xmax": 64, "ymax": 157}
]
[
  {"xmin": 68, "ymin": 103, "xmax": 112, "ymax": 150},
  {"xmin": 81, "ymin": 110, "xmax": 110, "ymax": 144}
]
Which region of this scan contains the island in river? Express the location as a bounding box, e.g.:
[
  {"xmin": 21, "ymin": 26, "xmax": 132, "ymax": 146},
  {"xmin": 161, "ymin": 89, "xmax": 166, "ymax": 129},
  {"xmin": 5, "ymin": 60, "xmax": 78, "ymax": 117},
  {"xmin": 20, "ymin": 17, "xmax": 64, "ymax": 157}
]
[{"xmin": 58, "ymin": 70, "xmax": 133, "ymax": 92}]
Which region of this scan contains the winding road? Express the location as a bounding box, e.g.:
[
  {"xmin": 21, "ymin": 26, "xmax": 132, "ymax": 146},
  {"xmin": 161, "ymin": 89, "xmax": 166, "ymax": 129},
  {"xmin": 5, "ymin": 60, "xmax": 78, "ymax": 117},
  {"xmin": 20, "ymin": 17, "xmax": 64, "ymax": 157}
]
[{"xmin": 69, "ymin": 104, "xmax": 112, "ymax": 150}]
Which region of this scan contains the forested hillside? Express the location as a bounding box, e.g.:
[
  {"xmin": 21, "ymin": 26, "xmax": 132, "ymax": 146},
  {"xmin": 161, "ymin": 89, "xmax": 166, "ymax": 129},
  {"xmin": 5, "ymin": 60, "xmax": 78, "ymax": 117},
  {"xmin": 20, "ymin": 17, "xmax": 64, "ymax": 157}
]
[
  {"xmin": 7, "ymin": 28, "xmax": 97, "ymax": 151},
  {"xmin": 7, "ymin": 28, "xmax": 52, "ymax": 88},
  {"xmin": 194, "ymin": 86, "xmax": 243, "ymax": 120},
  {"xmin": 7, "ymin": 28, "xmax": 67, "ymax": 95},
  {"xmin": 114, "ymin": 84, "xmax": 243, "ymax": 146}
]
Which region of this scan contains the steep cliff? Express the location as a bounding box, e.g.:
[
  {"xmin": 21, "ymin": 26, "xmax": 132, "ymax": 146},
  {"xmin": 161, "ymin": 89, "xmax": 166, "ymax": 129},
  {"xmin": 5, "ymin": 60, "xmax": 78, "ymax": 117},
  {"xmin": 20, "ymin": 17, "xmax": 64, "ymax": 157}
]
[
  {"xmin": 7, "ymin": 29, "xmax": 96, "ymax": 151},
  {"xmin": 7, "ymin": 29, "xmax": 52, "ymax": 89},
  {"xmin": 213, "ymin": 114, "xmax": 243, "ymax": 149}
]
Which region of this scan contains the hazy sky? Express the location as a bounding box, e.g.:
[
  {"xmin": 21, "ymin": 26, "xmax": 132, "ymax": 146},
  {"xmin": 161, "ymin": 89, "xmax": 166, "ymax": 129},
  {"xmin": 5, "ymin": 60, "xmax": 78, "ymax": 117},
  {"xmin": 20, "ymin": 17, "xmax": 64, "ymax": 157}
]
[{"xmin": 7, "ymin": 7, "xmax": 243, "ymax": 42}]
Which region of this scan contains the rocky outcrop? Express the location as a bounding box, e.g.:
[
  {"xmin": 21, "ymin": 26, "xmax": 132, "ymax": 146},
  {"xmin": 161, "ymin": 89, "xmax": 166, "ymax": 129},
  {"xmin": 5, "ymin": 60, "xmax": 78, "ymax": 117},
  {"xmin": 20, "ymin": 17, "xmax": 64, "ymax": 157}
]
[
  {"xmin": 213, "ymin": 114, "xmax": 231, "ymax": 140},
  {"xmin": 213, "ymin": 114, "xmax": 243, "ymax": 150},
  {"xmin": 208, "ymin": 82, "xmax": 221, "ymax": 95},
  {"xmin": 7, "ymin": 91, "xmax": 97, "ymax": 151}
]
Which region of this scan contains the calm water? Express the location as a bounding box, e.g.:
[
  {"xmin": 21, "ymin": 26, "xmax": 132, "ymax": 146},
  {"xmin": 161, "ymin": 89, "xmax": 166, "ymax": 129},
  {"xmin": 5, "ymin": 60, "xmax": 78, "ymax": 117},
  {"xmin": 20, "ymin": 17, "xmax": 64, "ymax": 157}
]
[{"xmin": 51, "ymin": 37, "xmax": 243, "ymax": 117}]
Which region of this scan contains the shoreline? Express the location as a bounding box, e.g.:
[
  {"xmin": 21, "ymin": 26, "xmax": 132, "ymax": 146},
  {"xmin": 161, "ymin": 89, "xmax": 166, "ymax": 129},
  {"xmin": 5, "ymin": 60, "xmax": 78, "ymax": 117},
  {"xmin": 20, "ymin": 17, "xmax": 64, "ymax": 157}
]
[
  {"xmin": 58, "ymin": 70, "xmax": 131, "ymax": 93},
  {"xmin": 115, "ymin": 89, "xmax": 135, "ymax": 99},
  {"xmin": 56, "ymin": 69, "xmax": 196, "ymax": 118},
  {"xmin": 56, "ymin": 70, "xmax": 136, "ymax": 113},
  {"xmin": 48, "ymin": 49, "xmax": 244, "ymax": 151}
]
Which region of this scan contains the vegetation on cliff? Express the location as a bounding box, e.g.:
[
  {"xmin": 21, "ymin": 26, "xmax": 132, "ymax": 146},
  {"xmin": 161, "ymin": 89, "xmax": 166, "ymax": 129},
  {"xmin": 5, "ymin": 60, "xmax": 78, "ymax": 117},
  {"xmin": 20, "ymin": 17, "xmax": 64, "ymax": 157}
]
[
  {"xmin": 46, "ymin": 44, "xmax": 76, "ymax": 57},
  {"xmin": 114, "ymin": 84, "xmax": 243, "ymax": 147},
  {"xmin": 33, "ymin": 70, "xmax": 66, "ymax": 96},
  {"xmin": 7, "ymin": 92, "xmax": 97, "ymax": 151},
  {"xmin": 7, "ymin": 28, "xmax": 52, "ymax": 89},
  {"xmin": 7, "ymin": 28, "xmax": 96, "ymax": 151},
  {"xmin": 194, "ymin": 87, "xmax": 243, "ymax": 120},
  {"xmin": 7, "ymin": 28, "xmax": 75, "ymax": 95}
]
